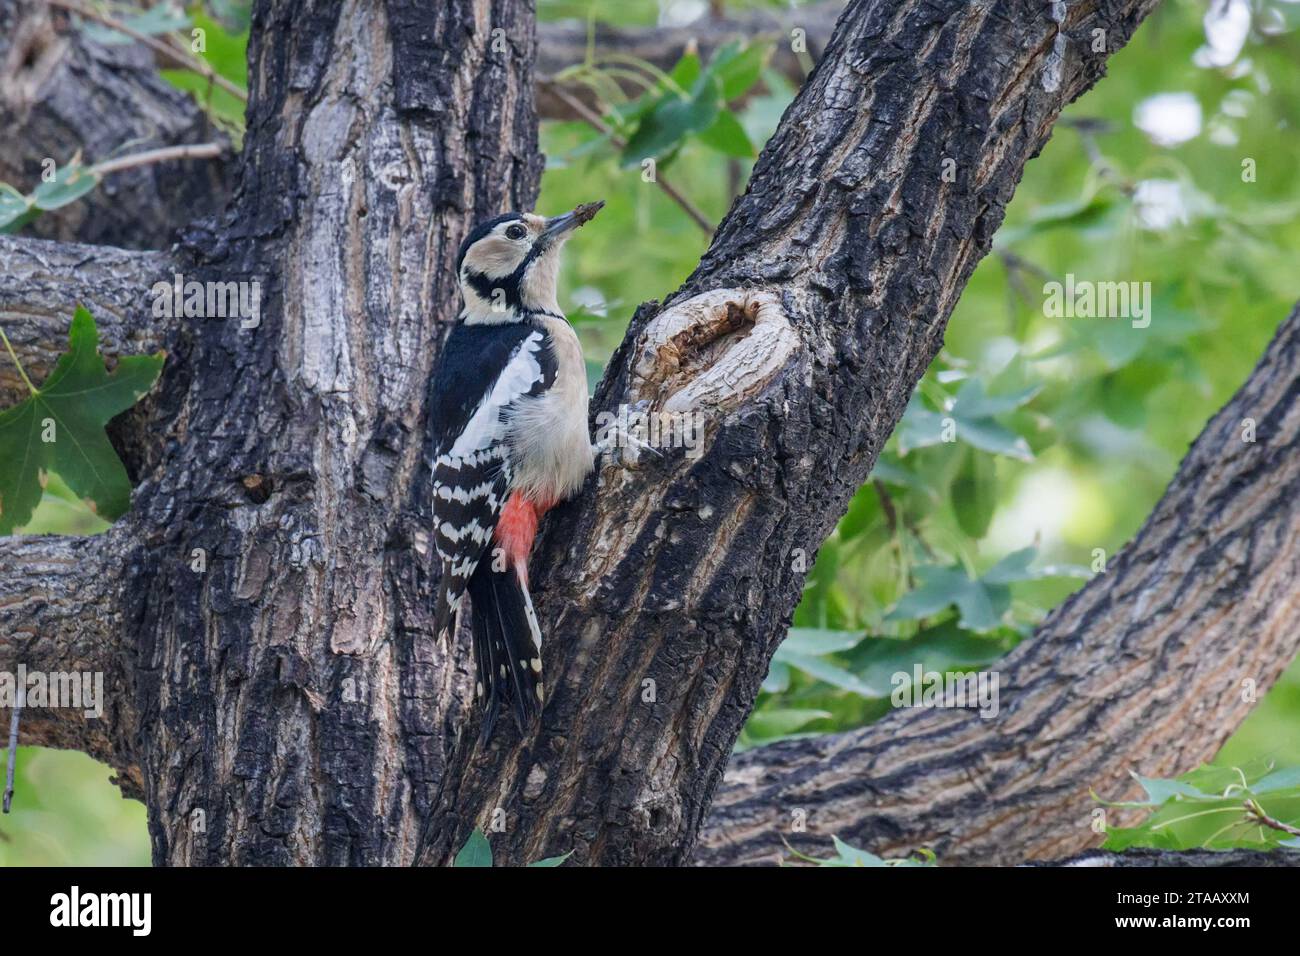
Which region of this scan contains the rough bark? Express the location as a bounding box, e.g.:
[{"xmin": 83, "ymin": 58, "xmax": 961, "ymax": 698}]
[
  {"xmin": 0, "ymin": 531, "xmax": 139, "ymax": 793},
  {"xmin": 0, "ymin": 235, "xmax": 170, "ymax": 405},
  {"xmin": 0, "ymin": 0, "xmax": 231, "ymax": 249},
  {"xmin": 107, "ymin": 0, "xmax": 541, "ymax": 866},
  {"xmin": 696, "ymin": 305, "xmax": 1300, "ymax": 866}
]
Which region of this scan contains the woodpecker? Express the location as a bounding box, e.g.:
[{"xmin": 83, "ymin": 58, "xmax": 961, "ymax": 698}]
[{"xmin": 429, "ymin": 201, "xmax": 605, "ymax": 741}]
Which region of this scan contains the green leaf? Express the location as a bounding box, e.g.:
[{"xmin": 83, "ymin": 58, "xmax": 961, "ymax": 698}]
[
  {"xmin": 761, "ymin": 659, "xmax": 791, "ymax": 694},
  {"xmin": 984, "ymin": 546, "xmax": 1090, "ymax": 583},
  {"xmin": 744, "ymin": 707, "xmax": 831, "ymax": 740},
  {"xmin": 620, "ymin": 77, "xmax": 722, "ymax": 167},
  {"xmin": 779, "ymin": 628, "xmax": 866, "ymax": 656},
  {"xmin": 994, "ymin": 192, "xmax": 1117, "ymax": 248},
  {"xmin": 855, "ymin": 621, "xmax": 1013, "ymax": 692},
  {"xmin": 777, "ymin": 651, "xmax": 886, "ymax": 696},
  {"xmin": 951, "ymin": 448, "xmax": 996, "ymax": 539},
  {"xmin": 951, "ymin": 416, "xmax": 1033, "ymax": 460},
  {"xmin": 1251, "ymin": 767, "xmax": 1300, "ymax": 794},
  {"xmin": 667, "ymin": 51, "xmax": 701, "ymax": 91},
  {"xmin": 885, "ymin": 548, "xmax": 1089, "ymax": 632},
  {"xmin": 0, "ymin": 182, "xmax": 32, "ymax": 231},
  {"xmin": 838, "ymin": 481, "xmax": 883, "ymax": 541},
  {"xmin": 31, "ymin": 162, "xmax": 101, "ymax": 211},
  {"xmin": 897, "ymin": 384, "xmax": 1038, "ymax": 461},
  {"xmin": 868, "ymin": 456, "xmax": 925, "ymax": 490},
  {"xmin": 952, "ymin": 380, "xmax": 1041, "ymax": 419},
  {"xmin": 0, "ymin": 306, "xmax": 164, "ymax": 534},
  {"xmin": 811, "ymin": 836, "xmax": 935, "ymax": 867},
  {"xmin": 527, "ymin": 850, "xmax": 574, "ymax": 867},
  {"xmin": 696, "ymin": 110, "xmax": 754, "ymax": 157},
  {"xmin": 886, "ymin": 565, "xmax": 1007, "ymax": 632},
  {"xmin": 79, "ymin": 4, "xmax": 190, "ymax": 45},
  {"xmin": 829, "ymin": 835, "xmax": 888, "ymax": 866},
  {"xmin": 1130, "ymin": 774, "xmax": 1211, "ymax": 806},
  {"xmin": 453, "ymin": 828, "xmax": 493, "ymax": 867},
  {"xmin": 706, "ymin": 40, "xmax": 772, "ymax": 100}
]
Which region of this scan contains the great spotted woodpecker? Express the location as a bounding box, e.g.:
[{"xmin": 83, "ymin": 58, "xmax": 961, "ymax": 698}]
[{"xmin": 429, "ymin": 201, "xmax": 604, "ymax": 741}]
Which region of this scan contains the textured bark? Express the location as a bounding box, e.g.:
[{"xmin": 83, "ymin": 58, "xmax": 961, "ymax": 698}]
[
  {"xmin": 535, "ymin": 1, "xmax": 841, "ymax": 119},
  {"xmin": 0, "ymin": 0, "xmax": 231, "ymax": 248},
  {"xmin": 108, "ymin": 0, "xmax": 542, "ymax": 866},
  {"xmin": 0, "ymin": 531, "xmax": 140, "ymax": 795},
  {"xmin": 697, "ymin": 306, "xmax": 1300, "ymax": 867},
  {"xmin": 0, "ymin": 235, "xmax": 170, "ymax": 406}
]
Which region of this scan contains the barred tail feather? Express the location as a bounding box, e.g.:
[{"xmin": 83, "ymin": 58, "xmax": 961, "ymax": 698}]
[{"xmin": 468, "ymin": 561, "xmax": 543, "ymax": 741}]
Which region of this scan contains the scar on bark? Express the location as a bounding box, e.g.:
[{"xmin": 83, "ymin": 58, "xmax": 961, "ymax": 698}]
[
  {"xmin": 630, "ymin": 288, "xmax": 800, "ymax": 415},
  {"xmin": 1, "ymin": 7, "xmax": 66, "ymax": 107}
]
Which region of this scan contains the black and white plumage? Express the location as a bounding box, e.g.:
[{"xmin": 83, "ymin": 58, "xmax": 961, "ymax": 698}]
[{"xmin": 429, "ymin": 202, "xmax": 603, "ymax": 741}]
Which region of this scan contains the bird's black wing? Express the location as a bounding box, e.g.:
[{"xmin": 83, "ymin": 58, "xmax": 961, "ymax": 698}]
[{"xmin": 428, "ymin": 322, "xmax": 556, "ymax": 641}]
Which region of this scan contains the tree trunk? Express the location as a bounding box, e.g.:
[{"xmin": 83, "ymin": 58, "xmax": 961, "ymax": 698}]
[{"xmin": 9, "ymin": 0, "xmax": 1293, "ymax": 871}]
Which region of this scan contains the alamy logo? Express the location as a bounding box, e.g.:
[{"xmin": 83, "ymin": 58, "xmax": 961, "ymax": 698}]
[
  {"xmin": 49, "ymin": 886, "xmax": 151, "ymax": 936},
  {"xmin": 594, "ymin": 403, "xmax": 704, "ymax": 459},
  {"xmin": 1042, "ymin": 273, "xmax": 1152, "ymax": 329},
  {"xmin": 890, "ymin": 666, "xmax": 1000, "ymax": 719},
  {"xmin": 0, "ymin": 665, "xmax": 103, "ymax": 719},
  {"xmin": 150, "ymin": 273, "xmax": 262, "ymax": 329}
]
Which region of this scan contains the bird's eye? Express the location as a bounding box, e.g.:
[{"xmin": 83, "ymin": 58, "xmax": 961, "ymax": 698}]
[{"xmin": 505, "ymin": 224, "xmax": 527, "ymax": 241}]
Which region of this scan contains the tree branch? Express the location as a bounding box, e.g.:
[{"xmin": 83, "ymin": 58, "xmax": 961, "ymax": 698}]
[
  {"xmin": 0, "ymin": 235, "xmax": 172, "ymax": 407},
  {"xmin": 0, "ymin": 530, "xmax": 141, "ymax": 796},
  {"xmin": 0, "ymin": 0, "xmax": 231, "ymax": 248},
  {"xmin": 536, "ymin": 1, "xmax": 842, "ymax": 120},
  {"xmin": 697, "ymin": 304, "xmax": 1300, "ymax": 866}
]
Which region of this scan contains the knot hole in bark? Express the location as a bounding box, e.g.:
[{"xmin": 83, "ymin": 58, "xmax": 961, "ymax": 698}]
[
  {"xmin": 3, "ymin": 11, "xmax": 65, "ymax": 106},
  {"xmin": 630, "ymin": 288, "xmax": 800, "ymax": 416}
]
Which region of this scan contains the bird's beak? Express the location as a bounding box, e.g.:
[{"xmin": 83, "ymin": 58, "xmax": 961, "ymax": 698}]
[{"xmin": 542, "ymin": 200, "xmax": 604, "ymax": 240}]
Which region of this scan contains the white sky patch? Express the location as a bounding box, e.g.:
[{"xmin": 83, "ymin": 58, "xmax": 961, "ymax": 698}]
[
  {"xmin": 1194, "ymin": 0, "xmax": 1252, "ymax": 68},
  {"xmin": 1133, "ymin": 92, "xmax": 1202, "ymax": 147},
  {"xmin": 987, "ymin": 468, "xmax": 1078, "ymax": 554},
  {"xmin": 1133, "ymin": 179, "xmax": 1193, "ymax": 231},
  {"xmin": 1132, "ymin": 179, "xmax": 1217, "ymax": 232},
  {"xmin": 570, "ymin": 285, "xmax": 608, "ymax": 316},
  {"xmin": 660, "ymin": 0, "xmax": 707, "ymax": 27}
]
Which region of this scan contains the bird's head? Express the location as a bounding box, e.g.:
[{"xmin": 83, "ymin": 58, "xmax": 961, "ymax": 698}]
[{"xmin": 456, "ymin": 201, "xmax": 604, "ymax": 323}]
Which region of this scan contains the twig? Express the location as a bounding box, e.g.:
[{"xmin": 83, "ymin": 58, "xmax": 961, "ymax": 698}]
[
  {"xmin": 92, "ymin": 142, "xmax": 224, "ymax": 176},
  {"xmin": 541, "ymin": 79, "xmax": 716, "ymax": 234},
  {"xmin": 3, "ymin": 695, "xmax": 19, "ymax": 813},
  {"xmin": 0, "ymin": 325, "xmax": 39, "ymax": 396},
  {"xmin": 1244, "ymin": 799, "xmax": 1300, "ymax": 838},
  {"xmin": 48, "ymin": 0, "xmax": 248, "ymax": 103}
]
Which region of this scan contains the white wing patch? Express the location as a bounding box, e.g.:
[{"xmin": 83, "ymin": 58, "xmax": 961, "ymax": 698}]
[{"xmin": 447, "ymin": 331, "xmax": 547, "ymax": 458}]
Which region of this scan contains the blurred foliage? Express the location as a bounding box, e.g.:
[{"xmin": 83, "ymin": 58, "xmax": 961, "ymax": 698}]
[
  {"xmin": 0, "ymin": 748, "xmax": 148, "ymax": 865},
  {"xmin": 4, "ymin": 0, "xmax": 1300, "ymax": 863},
  {"xmin": 1099, "ymin": 763, "xmax": 1300, "ymax": 852}
]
